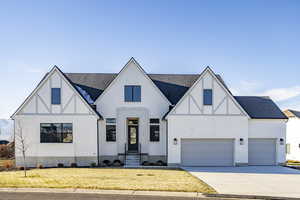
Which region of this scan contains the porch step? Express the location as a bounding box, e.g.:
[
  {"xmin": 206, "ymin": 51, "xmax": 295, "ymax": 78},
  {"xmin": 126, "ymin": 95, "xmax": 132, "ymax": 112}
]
[{"xmin": 124, "ymin": 154, "xmax": 141, "ymax": 168}]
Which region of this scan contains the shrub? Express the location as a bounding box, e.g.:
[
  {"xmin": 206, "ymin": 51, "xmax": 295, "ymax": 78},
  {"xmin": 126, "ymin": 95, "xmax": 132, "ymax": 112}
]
[
  {"xmin": 37, "ymin": 164, "xmax": 43, "ymax": 169},
  {"xmin": 156, "ymin": 160, "xmax": 165, "ymax": 166},
  {"xmin": 18, "ymin": 166, "xmax": 25, "ymax": 170},
  {"xmin": 142, "ymin": 161, "xmax": 150, "ymax": 166},
  {"xmin": 57, "ymin": 163, "xmax": 64, "ymax": 168},
  {"xmin": 0, "ymin": 144, "xmax": 14, "ymax": 159},
  {"xmin": 102, "ymin": 160, "xmax": 111, "ymax": 166},
  {"xmin": 70, "ymin": 163, "xmax": 77, "ymax": 168},
  {"xmin": 90, "ymin": 162, "xmax": 97, "ymax": 168},
  {"xmin": 113, "ymin": 160, "xmax": 122, "ymax": 166},
  {"xmin": 3, "ymin": 160, "xmax": 13, "ymax": 169}
]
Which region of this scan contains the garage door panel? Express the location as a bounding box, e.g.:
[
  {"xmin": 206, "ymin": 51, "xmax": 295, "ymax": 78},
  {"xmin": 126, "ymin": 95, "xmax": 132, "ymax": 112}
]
[
  {"xmin": 181, "ymin": 139, "xmax": 234, "ymax": 166},
  {"xmin": 248, "ymin": 139, "xmax": 276, "ymax": 165}
]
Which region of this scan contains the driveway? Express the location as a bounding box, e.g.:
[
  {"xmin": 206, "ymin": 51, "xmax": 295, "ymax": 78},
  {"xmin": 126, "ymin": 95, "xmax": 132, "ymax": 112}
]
[{"xmin": 183, "ymin": 166, "xmax": 300, "ymax": 198}]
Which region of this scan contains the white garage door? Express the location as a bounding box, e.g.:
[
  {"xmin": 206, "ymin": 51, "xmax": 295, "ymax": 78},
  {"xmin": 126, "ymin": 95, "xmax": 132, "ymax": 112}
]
[
  {"xmin": 181, "ymin": 139, "xmax": 234, "ymax": 166},
  {"xmin": 248, "ymin": 138, "xmax": 276, "ymax": 165}
]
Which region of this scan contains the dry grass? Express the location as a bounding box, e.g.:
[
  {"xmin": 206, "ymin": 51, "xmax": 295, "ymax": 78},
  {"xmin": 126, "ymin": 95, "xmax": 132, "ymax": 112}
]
[
  {"xmin": 0, "ymin": 159, "xmax": 14, "ymax": 169},
  {"xmin": 0, "ymin": 168, "xmax": 215, "ymax": 193}
]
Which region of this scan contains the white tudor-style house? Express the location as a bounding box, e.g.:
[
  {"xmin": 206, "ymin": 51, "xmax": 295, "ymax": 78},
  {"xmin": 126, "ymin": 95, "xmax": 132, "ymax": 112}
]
[
  {"xmin": 284, "ymin": 110, "xmax": 300, "ymax": 161},
  {"xmin": 12, "ymin": 58, "xmax": 287, "ymax": 167}
]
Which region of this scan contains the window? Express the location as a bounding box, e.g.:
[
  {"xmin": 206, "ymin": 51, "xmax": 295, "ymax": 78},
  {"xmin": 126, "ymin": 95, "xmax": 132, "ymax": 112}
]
[
  {"xmin": 106, "ymin": 118, "xmax": 116, "ymax": 142},
  {"xmin": 150, "ymin": 118, "xmax": 160, "ymax": 142},
  {"xmin": 286, "ymin": 143, "xmax": 291, "ymax": 154},
  {"xmin": 40, "ymin": 123, "xmax": 72, "ymax": 143},
  {"xmin": 203, "ymin": 89, "xmax": 212, "ymax": 105},
  {"xmin": 124, "ymin": 85, "xmax": 141, "ymax": 102},
  {"xmin": 51, "ymin": 88, "xmax": 61, "ymax": 104}
]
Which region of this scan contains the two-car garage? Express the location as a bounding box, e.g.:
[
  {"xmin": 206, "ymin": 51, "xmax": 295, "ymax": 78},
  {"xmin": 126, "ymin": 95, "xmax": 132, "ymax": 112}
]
[{"xmin": 181, "ymin": 138, "xmax": 277, "ymax": 166}]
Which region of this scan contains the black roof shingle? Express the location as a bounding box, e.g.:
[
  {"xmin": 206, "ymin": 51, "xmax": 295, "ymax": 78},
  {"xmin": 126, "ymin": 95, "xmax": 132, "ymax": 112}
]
[{"xmin": 65, "ymin": 73, "xmax": 286, "ymax": 119}]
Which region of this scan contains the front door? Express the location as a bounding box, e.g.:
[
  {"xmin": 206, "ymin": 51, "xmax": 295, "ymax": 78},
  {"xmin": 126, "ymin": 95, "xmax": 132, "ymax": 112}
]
[{"xmin": 127, "ymin": 119, "xmax": 139, "ymax": 152}]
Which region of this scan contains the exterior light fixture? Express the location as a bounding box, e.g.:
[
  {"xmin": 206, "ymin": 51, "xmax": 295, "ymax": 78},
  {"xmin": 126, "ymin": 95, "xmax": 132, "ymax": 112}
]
[
  {"xmin": 173, "ymin": 138, "xmax": 178, "ymax": 145},
  {"xmin": 280, "ymin": 138, "xmax": 284, "ymax": 145},
  {"xmin": 239, "ymin": 138, "xmax": 244, "ymax": 145}
]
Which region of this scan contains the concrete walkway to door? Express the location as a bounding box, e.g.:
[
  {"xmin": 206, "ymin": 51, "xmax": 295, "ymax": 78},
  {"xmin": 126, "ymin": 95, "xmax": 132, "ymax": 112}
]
[{"xmin": 183, "ymin": 166, "xmax": 300, "ymax": 198}]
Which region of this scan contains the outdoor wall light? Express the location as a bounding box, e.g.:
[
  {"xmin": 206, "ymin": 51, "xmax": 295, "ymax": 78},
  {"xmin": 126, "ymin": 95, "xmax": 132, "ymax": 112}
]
[
  {"xmin": 280, "ymin": 138, "xmax": 284, "ymax": 145},
  {"xmin": 239, "ymin": 138, "xmax": 244, "ymax": 145},
  {"xmin": 173, "ymin": 138, "xmax": 178, "ymax": 145}
]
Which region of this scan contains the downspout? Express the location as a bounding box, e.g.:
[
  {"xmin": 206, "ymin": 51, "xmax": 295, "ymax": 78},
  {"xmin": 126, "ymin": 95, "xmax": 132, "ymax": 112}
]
[
  {"xmin": 96, "ymin": 119, "xmax": 100, "ymax": 166},
  {"xmin": 166, "ymin": 119, "xmax": 168, "ymax": 165}
]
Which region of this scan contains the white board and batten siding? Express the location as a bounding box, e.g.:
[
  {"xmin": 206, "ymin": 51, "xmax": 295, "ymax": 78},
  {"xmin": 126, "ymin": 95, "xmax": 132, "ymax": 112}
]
[
  {"xmin": 167, "ymin": 68, "xmax": 249, "ymax": 166},
  {"xmin": 13, "ymin": 68, "xmax": 98, "ymax": 167}
]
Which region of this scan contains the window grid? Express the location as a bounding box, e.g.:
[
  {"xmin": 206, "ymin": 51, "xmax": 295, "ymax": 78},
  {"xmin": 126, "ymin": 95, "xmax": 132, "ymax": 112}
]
[
  {"xmin": 106, "ymin": 118, "xmax": 116, "ymax": 142},
  {"xmin": 150, "ymin": 118, "xmax": 160, "ymax": 142}
]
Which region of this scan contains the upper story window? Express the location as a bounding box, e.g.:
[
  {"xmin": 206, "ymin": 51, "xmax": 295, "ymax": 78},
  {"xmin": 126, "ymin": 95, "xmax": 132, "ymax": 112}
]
[
  {"xmin": 203, "ymin": 89, "xmax": 212, "ymax": 105},
  {"xmin": 124, "ymin": 85, "xmax": 141, "ymax": 102},
  {"xmin": 40, "ymin": 123, "xmax": 73, "ymax": 143},
  {"xmin": 51, "ymin": 88, "xmax": 61, "ymax": 105}
]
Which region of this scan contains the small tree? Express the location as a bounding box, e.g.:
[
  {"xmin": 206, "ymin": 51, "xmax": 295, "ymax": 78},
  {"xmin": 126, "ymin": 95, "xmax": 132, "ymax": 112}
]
[{"xmin": 15, "ymin": 120, "xmax": 28, "ymax": 177}]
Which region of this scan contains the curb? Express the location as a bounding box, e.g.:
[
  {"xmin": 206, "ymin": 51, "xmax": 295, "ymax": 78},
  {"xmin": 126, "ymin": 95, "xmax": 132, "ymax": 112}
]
[{"xmin": 0, "ymin": 188, "xmax": 204, "ymax": 198}]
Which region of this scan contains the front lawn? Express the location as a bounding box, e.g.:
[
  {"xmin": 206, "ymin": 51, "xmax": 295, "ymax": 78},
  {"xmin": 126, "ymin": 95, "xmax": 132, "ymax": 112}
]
[{"xmin": 0, "ymin": 168, "xmax": 215, "ymax": 193}]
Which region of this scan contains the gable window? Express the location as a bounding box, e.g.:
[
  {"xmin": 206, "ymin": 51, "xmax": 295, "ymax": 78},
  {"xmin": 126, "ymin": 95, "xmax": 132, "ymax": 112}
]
[
  {"xmin": 106, "ymin": 118, "xmax": 116, "ymax": 142},
  {"xmin": 124, "ymin": 85, "xmax": 141, "ymax": 102},
  {"xmin": 150, "ymin": 118, "xmax": 160, "ymax": 142},
  {"xmin": 203, "ymin": 89, "xmax": 213, "ymax": 105},
  {"xmin": 51, "ymin": 88, "xmax": 61, "ymax": 105},
  {"xmin": 40, "ymin": 123, "xmax": 72, "ymax": 143}
]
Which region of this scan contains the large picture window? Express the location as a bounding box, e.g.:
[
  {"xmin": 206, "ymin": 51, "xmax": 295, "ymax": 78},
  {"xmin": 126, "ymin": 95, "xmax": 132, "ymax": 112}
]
[
  {"xmin": 150, "ymin": 118, "xmax": 160, "ymax": 142},
  {"xmin": 124, "ymin": 85, "xmax": 141, "ymax": 102},
  {"xmin": 106, "ymin": 118, "xmax": 116, "ymax": 142},
  {"xmin": 40, "ymin": 123, "xmax": 72, "ymax": 143}
]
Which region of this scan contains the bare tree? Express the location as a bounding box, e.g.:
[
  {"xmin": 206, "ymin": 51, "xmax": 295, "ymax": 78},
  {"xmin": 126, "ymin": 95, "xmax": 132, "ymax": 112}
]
[{"xmin": 15, "ymin": 120, "xmax": 28, "ymax": 177}]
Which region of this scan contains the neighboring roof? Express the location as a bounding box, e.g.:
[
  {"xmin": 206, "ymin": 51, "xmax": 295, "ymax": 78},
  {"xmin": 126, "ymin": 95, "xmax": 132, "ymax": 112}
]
[
  {"xmin": 284, "ymin": 109, "xmax": 300, "ymax": 118},
  {"xmin": 234, "ymin": 96, "xmax": 287, "ymax": 119}
]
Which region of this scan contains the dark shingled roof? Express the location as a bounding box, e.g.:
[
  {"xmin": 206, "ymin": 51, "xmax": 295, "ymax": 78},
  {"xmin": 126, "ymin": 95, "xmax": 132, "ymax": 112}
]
[
  {"xmin": 65, "ymin": 73, "xmax": 286, "ymax": 119},
  {"xmin": 234, "ymin": 96, "xmax": 287, "ymax": 119}
]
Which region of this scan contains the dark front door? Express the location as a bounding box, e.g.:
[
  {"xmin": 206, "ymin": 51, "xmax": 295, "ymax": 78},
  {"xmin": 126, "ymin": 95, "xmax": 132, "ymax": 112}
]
[{"xmin": 128, "ymin": 125, "xmax": 138, "ymax": 152}]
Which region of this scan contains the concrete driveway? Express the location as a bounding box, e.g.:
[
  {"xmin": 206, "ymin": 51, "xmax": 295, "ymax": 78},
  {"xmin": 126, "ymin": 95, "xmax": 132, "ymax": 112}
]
[{"xmin": 183, "ymin": 166, "xmax": 300, "ymax": 198}]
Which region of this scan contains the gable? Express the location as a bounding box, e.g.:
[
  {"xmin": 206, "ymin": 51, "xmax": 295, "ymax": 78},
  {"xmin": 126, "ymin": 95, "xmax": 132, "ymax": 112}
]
[
  {"xmin": 95, "ymin": 58, "xmax": 171, "ymax": 117},
  {"xmin": 12, "ymin": 67, "xmax": 99, "ymax": 118},
  {"xmin": 169, "ymin": 67, "xmax": 249, "ymax": 117}
]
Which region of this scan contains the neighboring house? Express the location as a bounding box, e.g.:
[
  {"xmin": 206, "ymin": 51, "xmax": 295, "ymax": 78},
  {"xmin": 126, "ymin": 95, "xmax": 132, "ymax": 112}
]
[
  {"xmin": 284, "ymin": 109, "xmax": 300, "ymax": 161},
  {"xmin": 11, "ymin": 58, "xmax": 287, "ymax": 167}
]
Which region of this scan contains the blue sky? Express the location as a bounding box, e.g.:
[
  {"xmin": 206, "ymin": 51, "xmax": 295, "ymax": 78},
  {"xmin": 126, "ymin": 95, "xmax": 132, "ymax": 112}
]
[{"xmin": 1, "ymin": 0, "xmax": 300, "ymax": 119}]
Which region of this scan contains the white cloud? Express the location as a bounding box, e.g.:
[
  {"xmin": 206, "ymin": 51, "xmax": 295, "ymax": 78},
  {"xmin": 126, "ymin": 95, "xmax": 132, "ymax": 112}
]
[
  {"xmin": 231, "ymin": 80, "xmax": 300, "ymax": 103},
  {"xmin": 230, "ymin": 80, "xmax": 262, "ymax": 95},
  {"xmin": 259, "ymin": 86, "xmax": 300, "ymax": 102}
]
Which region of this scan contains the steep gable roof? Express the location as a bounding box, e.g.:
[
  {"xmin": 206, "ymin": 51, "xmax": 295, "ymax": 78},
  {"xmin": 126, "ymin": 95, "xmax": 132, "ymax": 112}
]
[{"xmin": 11, "ymin": 66, "xmax": 102, "ymax": 119}]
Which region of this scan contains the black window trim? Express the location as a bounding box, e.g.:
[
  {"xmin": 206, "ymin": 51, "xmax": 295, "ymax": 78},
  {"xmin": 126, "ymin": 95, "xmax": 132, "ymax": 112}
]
[
  {"xmin": 203, "ymin": 89, "xmax": 213, "ymax": 106},
  {"xmin": 40, "ymin": 123, "xmax": 73, "ymax": 143},
  {"xmin": 124, "ymin": 85, "xmax": 141, "ymax": 102},
  {"xmin": 150, "ymin": 118, "xmax": 160, "ymax": 142},
  {"xmin": 51, "ymin": 88, "xmax": 61, "ymax": 105},
  {"xmin": 106, "ymin": 118, "xmax": 116, "ymax": 142}
]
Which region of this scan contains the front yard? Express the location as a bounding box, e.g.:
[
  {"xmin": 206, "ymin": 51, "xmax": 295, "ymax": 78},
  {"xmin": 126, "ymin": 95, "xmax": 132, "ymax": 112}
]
[{"xmin": 0, "ymin": 168, "xmax": 216, "ymax": 193}]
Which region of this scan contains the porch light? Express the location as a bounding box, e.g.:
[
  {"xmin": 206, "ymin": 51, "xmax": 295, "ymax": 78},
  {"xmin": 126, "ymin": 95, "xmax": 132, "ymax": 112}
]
[
  {"xmin": 280, "ymin": 138, "xmax": 284, "ymax": 145},
  {"xmin": 173, "ymin": 138, "xmax": 178, "ymax": 145},
  {"xmin": 239, "ymin": 138, "xmax": 244, "ymax": 145}
]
